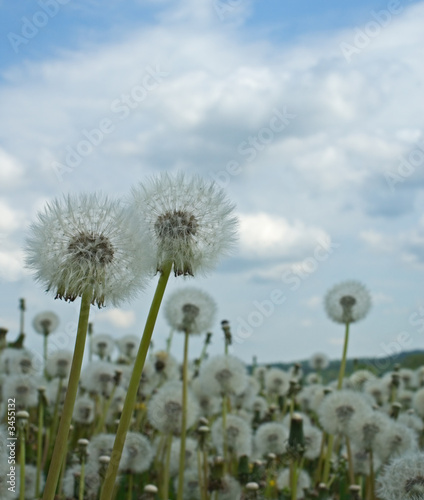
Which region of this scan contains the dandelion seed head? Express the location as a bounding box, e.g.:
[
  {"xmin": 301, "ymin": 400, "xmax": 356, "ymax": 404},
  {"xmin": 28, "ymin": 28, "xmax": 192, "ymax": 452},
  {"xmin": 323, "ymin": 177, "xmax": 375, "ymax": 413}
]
[
  {"xmin": 164, "ymin": 287, "xmax": 216, "ymax": 334},
  {"xmin": 130, "ymin": 172, "xmax": 238, "ymax": 277},
  {"xmin": 25, "ymin": 193, "xmax": 155, "ymax": 308},
  {"xmin": 378, "ymin": 452, "xmax": 424, "ymax": 500},
  {"xmin": 324, "ymin": 280, "xmax": 371, "ymax": 324}
]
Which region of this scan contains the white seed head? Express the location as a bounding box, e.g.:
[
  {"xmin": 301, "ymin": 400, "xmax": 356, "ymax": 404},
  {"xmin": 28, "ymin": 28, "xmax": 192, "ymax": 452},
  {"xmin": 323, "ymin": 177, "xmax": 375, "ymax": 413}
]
[
  {"xmin": 164, "ymin": 287, "xmax": 217, "ymax": 334},
  {"xmin": 198, "ymin": 354, "xmax": 248, "ymax": 397},
  {"xmin": 378, "ymin": 452, "xmax": 424, "ymax": 500},
  {"xmin": 25, "ymin": 193, "xmax": 155, "ymax": 308},
  {"xmin": 324, "ymin": 280, "xmax": 371, "ymax": 324},
  {"xmin": 32, "ymin": 311, "xmax": 60, "ymax": 335},
  {"xmin": 129, "ymin": 171, "xmax": 238, "ymax": 276}
]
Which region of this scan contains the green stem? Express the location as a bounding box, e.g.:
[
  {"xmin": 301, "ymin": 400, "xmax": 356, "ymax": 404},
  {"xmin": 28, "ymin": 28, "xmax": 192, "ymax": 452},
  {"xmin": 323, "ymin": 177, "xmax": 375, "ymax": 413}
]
[
  {"xmin": 127, "ymin": 473, "xmax": 133, "ymax": 500},
  {"xmin": 291, "ymin": 459, "xmax": 298, "ymax": 500},
  {"xmin": 79, "ymin": 456, "xmax": 86, "ymax": 500},
  {"xmin": 162, "ymin": 434, "xmax": 173, "ymax": 500},
  {"xmin": 345, "ymin": 436, "xmax": 355, "ymax": 485},
  {"xmin": 43, "ymin": 333, "xmax": 48, "ymax": 378},
  {"xmin": 166, "ymin": 328, "xmax": 174, "ymax": 353},
  {"xmin": 42, "ymin": 288, "xmax": 92, "ymax": 500},
  {"xmin": 222, "ymin": 393, "xmax": 228, "ymax": 473},
  {"xmin": 337, "ymin": 322, "xmax": 350, "ymax": 390},
  {"xmin": 95, "ymin": 384, "xmax": 117, "ymax": 435},
  {"xmin": 176, "ymin": 331, "xmax": 190, "ymax": 500},
  {"xmin": 47, "ymin": 376, "xmax": 63, "ymax": 460},
  {"xmin": 36, "ymin": 400, "xmax": 44, "ymax": 498},
  {"xmin": 99, "ymin": 262, "xmax": 173, "ymax": 500},
  {"xmin": 322, "ymin": 433, "xmax": 334, "ymax": 484}
]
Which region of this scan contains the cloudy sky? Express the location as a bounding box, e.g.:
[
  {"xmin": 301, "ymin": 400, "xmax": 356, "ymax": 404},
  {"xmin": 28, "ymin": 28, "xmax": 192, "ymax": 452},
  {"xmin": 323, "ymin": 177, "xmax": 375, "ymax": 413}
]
[{"xmin": 1, "ymin": 0, "xmax": 424, "ymax": 367}]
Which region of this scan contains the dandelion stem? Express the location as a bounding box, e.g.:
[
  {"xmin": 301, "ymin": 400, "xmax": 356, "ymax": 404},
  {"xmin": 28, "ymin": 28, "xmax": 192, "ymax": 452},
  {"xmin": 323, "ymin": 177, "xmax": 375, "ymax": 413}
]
[
  {"xmin": 176, "ymin": 330, "xmax": 190, "ymax": 500},
  {"xmin": 322, "ymin": 433, "xmax": 334, "ymax": 484},
  {"xmin": 36, "ymin": 396, "xmax": 45, "ymax": 498},
  {"xmin": 99, "ymin": 261, "xmax": 173, "ymax": 500},
  {"xmin": 42, "ymin": 288, "xmax": 92, "ymax": 500},
  {"xmin": 337, "ymin": 322, "xmax": 350, "ymax": 390},
  {"xmin": 162, "ymin": 433, "xmax": 173, "ymax": 500}
]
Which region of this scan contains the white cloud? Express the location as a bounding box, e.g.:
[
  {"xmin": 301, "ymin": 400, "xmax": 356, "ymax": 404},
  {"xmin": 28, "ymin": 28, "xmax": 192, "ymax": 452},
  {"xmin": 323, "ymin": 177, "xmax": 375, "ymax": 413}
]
[
  {"xmin": 97, "ymin": 309, "xmax": 136, "ymax": 329},
  {"xmin": 238, "ymin": 212, "xmax": 329, "ymax": 260},
  {"xmin": 0, "ymin": 148, "xmax": 24, "ymax": 188}
]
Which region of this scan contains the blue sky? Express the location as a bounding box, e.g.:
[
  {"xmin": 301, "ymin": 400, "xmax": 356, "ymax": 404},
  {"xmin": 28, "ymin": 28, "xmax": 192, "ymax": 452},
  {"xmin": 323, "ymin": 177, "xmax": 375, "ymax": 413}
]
[{"xmin": 1, "ymin": 0, "xmax": 424, "ymax": 366}]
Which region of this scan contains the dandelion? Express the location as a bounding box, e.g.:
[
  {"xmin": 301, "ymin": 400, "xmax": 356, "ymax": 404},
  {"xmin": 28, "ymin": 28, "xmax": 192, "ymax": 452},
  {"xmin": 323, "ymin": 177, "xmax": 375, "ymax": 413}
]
[
  {"xmin": 318, "ymin": 390, "xmax": 372, "ymax": 436},
  {"xmin": 324, "ymin": 280, "xmax": 371, "ymax": 325},
  {"xmin": 101, "ymin": 174, "xmax": 237, "ymax": 500},
  {"xmin": 87, "ymin": 434, "xmax": 116, "ymax": 470},
  {"xmin": 26, "ymin": 193, "xmax": 154, "ymax": 500},
  {"xmin": 321, "ymin": 281, "xmax": 372, "ymax": 485},
  {"xmin": 116, "ymin": 334, "xmax": 139, "ymax": 360},
  {"xmin": 3, "ymin": 374, "xmax": 39, "ymax": 410},
  {"xmin": 46, "ymin": 350, "xmax": 73, "ymax": 379},
  {"xmin": 348, "ymin": 369, "xmax": 376, "ymax": 391},
  {"xmin": 130, "ymin": 171, "xmax": 238, "ymax": 276},
  {"xmin": 32, "ymin": 311, "xmax": 60, "ymax": 335},
  {"xmin": 374, "ymin": 421, "xmax": 418, "ymax": 462},
  {"xmin": 169, "ymin": 437, "xmax": 199, "ymax": 476},
  {"xmin": 199, "ymin": 354, "xmax": 248, "ymax": 397},
  {"xmin": 147, "ymin": 381, "xmax": 199, "ymax": 435},
  {"xmin": 309, "ymin": 352, "xmax": 329, "ymax": 372},
  {"xmin": 26, "ymin": 193, "xmax": 154, "ymax": 308},
  {"xmin": 119, "ymin": 432, "xmax": 153, "ymax": 474},
  {"xmin": 378, "ymin": 452, "xmax": 424, "ymax": 500},
  {"xmin": 73, "ymin": 396, "xmax": 96, "ymax": 425},
  {"xmin": 265, "ymin": 367, "xmax": 290, "ymax": 398},
  {"xmin": 413, "ymin": 387, "xmax": 424, "ymax": 417},
  {"xmin": 398, "ymin": 409, "xmax": 424, "ymax": 434},
  {"xmin": 81, "ymin": 361, "xmax": 117, "ymax": 397},
  {"xmin": 91, "ymin": 333, "xmax": 115, "ymax": 360},
  {"xmin": 164, "ymin": 287, "xmax": 217, "ymax": 334},
  {"xmin": 211, "ymin": 414, "xmax": 252, "ymax": 457},
  {"xmin": 254, "ymin": 422, "xmax": 288, "ymax": 457}
]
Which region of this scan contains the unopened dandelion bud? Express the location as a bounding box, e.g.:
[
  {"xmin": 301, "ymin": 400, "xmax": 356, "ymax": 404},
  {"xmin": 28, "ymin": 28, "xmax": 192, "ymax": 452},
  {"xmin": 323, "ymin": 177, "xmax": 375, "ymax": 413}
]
[
  {"xmin": 317, "ymin": 483, "xmax": 330, "ymax": 499},
  {"xmin": 251, "ymin": 460, "xmax": 264, "ymax": 484},
  {"xmin": 210, "ymin": 456, "xmax": 225, "ymax": 481},
  {"xmin": 0, "ymin": 327, "xmax": 8, "ymax": 349},
  {"xmin": 391, "ymin": 372, "xmax": 400, "ymax": 388},
  {"xmin": 349, "ymin": 484, "xmax": 361, "ymax": 500},
  {"xmin": 144, "ymin": 484, "xmax": 158, "ymax": 499},
  {"xmin": 288, "ymin": 413, "xmax": 305, "ymax": 456},
  {"xmin": 238, "ymin": 454, "xmax": 250, "ymax": 484},
  {"xmin": 113, "ymin": 369, "xmax": 122, "ymax": 386},
  {"xmin": 245, "ymin": 481, "xmax": 260, "ymax": 499},
  {"xmin": 221, "ymin": 320, "xmax": 232, "ymax": 345},
  {"xmin": 390, "ymin": 401, "xmax": 402, "ymax": 419}
]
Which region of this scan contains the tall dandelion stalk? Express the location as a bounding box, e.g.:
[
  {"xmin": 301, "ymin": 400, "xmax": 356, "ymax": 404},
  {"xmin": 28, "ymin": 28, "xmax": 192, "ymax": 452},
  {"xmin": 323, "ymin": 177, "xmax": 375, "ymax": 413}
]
[
  {"xmin": 25, "ymin": 193, "xmax": 154, "ymax": 500},
  {"xmin": 321, "ymin": 280, "xmax": 371, "ymax": 484},
  {"xmin": 99, "ymin": 172, "xmax": 237, "ymax": 500}
]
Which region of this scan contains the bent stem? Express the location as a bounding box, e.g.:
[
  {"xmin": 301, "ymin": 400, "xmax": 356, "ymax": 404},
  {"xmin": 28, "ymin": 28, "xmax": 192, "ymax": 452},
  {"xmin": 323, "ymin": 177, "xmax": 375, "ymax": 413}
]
[
  {"xmin": 99, "ymin": 261, "xmax": 173, "ymax": 500},
  {"xmin": 176, "ymin": 331, "xmax": 190, "ymax": 500},
  {"xmin": 42, "ymin": 288, "xmax": 92, "ymax": 500}
]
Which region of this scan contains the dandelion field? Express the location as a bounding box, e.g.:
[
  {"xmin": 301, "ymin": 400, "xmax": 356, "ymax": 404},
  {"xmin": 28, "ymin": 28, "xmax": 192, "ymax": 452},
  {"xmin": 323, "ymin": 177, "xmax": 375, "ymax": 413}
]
[{"xmin": 0, "ymin": 173, "xmax": 424, "ymax": 500}]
